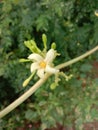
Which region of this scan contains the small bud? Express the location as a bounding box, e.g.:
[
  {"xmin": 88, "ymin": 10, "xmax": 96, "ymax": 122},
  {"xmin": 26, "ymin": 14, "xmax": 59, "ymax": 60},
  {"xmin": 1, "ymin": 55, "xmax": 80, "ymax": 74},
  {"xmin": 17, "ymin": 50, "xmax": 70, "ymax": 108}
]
[
  {"xmin": 51, "ymin": 42, "xmax": 56, "ymax": 49},
  {"xmin": 23, "ymin": 78, "xmax": 30, "ymax": 87},
  {"xmin": 24, "ymin": 41, "xmax": 34, "ymax": 53},
  {"xmin": 30, "ymin": 40, "xmax": 42, "ymax": 54},
  {"xmin": 50, "ymin": 82, "xmax": 57, "ymax": 90},
  {"xmin": 24, "ymin": 40, "xmax": 41, "ymax": 54},
  {"xmin": 22, "ymin": 72, "xmax": 35, "ymax": 87},
  {"xmin": 42, "ymin": 34, "xmax": 47, "ymax": 50},
  {"xmin": 19, "ymin": 58, "xmax": 30, "ymax": 62}
]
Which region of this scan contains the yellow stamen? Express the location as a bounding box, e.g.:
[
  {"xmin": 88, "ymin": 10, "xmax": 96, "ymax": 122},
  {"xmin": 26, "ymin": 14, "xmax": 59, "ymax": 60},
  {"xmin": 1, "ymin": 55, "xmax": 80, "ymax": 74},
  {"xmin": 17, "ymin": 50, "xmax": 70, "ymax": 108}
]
[{"xmin": 39, "ymin": 61, "xmax": 46, "ymax": 68}]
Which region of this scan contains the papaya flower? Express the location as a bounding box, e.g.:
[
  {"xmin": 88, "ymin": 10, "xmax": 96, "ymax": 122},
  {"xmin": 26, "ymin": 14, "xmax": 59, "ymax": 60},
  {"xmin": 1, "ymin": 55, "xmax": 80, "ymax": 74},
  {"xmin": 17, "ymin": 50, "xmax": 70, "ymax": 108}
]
[{"xmin": 28, "ymin": 49, "xmax": 59, "ymax": 78}]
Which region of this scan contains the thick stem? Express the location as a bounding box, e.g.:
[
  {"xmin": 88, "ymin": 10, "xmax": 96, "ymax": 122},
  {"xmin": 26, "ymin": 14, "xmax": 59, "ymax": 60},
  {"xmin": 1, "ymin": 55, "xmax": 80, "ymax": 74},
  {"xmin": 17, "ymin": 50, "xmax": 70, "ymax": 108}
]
[
  {"xmin": 56, "ymin": 46, "xmax": 98, "ymax": 69},
  {"xmin": 0, "ymin": 74, "xmax": 50, "ymax": 118},
  {"xmin": 0, "ymin": 46, "xmax": 98, "ymax": 118}
]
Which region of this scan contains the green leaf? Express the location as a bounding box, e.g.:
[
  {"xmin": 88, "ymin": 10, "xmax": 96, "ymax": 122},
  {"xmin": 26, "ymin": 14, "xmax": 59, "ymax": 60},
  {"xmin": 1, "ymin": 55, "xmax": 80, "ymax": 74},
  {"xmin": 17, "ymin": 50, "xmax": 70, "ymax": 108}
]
[
  {"xmin": 80, "ymin": 63, "xmax": 92, "ymax": 72},
  {"xmin": 91, "ymin": 108, "xmax": 98, "ymax": 120},
  {"xmin": 94, "ymin": 78, "xmax": 98, "ymax": 84},
  {"xmin": 25, "ymin": 109, "xmax": 38, "ymax": 121},
  {"xmin": 0, "ymin": 64, "xmax": 5, "ymax": 76}
]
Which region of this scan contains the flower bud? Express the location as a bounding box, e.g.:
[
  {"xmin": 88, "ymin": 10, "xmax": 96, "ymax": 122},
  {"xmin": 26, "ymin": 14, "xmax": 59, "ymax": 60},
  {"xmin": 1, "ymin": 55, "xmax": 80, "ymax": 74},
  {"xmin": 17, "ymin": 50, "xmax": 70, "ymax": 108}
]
[
  {"xmin": 51, "ymin": 42, "xmax": 56, "ymax": 49},
  {"xmin": 50, "ymin": 82, "xmax": 57, "ymax": 90},
  {"xmin": 23, "ymin": 78, "xmax": 30, "ymax": 87},
  {"xmin": 22, "ymin": 72, "xmax": 35, "ymax": 87},
  {"xmin": 19, "ymin": 58, "xmax": 30, "ymax": 62},
  {"xmin": 42, "ymin": 34, "xmax": 47, "ymax": 50}
]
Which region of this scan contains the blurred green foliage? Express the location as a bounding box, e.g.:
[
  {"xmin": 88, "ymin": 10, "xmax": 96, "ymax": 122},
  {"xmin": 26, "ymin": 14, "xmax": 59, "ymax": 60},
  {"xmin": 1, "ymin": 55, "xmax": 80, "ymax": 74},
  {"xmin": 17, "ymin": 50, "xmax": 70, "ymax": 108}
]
[{"xmin": 0, "ymin": 0, "xmax": 98, "ymax": 129}]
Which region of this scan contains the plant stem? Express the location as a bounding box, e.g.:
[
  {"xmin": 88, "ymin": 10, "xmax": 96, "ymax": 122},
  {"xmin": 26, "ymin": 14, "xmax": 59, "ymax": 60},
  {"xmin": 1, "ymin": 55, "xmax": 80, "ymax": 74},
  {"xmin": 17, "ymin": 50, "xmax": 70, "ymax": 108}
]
[
  {"xmin": 56, "ymin": 46, "xmax": 98, "ymax": 69},
  {"xmin": 0, "ymin": 74, "xmax": 50, "ymax": 118},
  {"xmin": 0, "ymin": 45, "xmax": 98, "ymax": 118}
]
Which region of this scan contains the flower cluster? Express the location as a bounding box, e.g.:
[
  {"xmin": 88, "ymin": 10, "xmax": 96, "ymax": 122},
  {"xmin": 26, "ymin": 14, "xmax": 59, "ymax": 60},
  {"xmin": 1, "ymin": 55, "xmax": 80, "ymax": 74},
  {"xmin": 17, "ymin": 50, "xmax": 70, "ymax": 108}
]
[{"xmin": 21, "ymin": 34, "xmax": 59, "ymax": 87}]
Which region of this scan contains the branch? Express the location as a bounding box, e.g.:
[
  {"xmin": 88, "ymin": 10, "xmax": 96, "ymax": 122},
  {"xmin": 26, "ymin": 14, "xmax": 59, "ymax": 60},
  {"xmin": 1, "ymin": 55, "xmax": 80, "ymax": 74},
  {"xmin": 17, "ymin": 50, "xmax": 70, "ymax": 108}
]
[
  {"xmin": 0, "ymin": 74, "xmax": 50, "ymax": 118},
  {"xmin": 56, "ymin": 46, "xmax": 98, "ymax": 69},
  {"xmin": 0, "ymin": 45, "xmax": 98, "ymax": 118}
]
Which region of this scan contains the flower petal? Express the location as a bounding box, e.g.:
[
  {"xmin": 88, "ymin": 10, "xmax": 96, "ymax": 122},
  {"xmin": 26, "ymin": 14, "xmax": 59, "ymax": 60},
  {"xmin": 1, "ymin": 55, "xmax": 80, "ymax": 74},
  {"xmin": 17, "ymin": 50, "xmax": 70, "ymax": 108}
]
[
  {"xmin": 37, "ymin": 69, "xmax": 45, "ymax": 78},
  {"xmin": 45, "ymin": 65, "xmax": 59, "ymax": 74},
  {"xmin": 45, "ymin": 49, "xmax": 55, "ymax": 63},
  {"xmin": 28, "ymin": 53, "xmax": 43, "ymax": 61},
  {"xmin": 30, "ymin": 62, "xmax": 39, "ymax": 72}
]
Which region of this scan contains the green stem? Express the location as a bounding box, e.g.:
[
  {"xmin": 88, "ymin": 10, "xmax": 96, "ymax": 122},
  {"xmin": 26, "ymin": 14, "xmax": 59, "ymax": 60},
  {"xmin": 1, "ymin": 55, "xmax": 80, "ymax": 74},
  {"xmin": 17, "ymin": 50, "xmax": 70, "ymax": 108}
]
[{"xmin": 0, "ymin": 45, "xmax": 98, "ymax": 118}]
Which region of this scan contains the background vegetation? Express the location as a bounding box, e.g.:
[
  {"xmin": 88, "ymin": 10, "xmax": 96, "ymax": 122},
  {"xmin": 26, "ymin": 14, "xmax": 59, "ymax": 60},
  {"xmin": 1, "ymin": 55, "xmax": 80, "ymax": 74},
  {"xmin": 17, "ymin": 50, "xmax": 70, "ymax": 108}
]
[{"xmin": 0, "ymin": 0, "xmax": 98, "ymax": 129}]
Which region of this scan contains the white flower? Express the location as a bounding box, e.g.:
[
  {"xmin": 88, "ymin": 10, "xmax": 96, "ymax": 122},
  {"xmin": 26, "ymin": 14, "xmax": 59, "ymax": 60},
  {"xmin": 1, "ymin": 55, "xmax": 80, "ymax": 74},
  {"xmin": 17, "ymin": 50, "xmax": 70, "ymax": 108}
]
[{"xmin": 28, "ymin": 49, "xmax": 59, "ymax": 78}]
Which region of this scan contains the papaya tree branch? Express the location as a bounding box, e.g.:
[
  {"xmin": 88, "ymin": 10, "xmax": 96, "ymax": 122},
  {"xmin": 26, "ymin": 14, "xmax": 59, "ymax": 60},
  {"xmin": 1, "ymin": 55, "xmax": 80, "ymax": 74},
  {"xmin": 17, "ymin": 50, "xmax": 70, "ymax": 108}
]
[{"xmin": 0, "ymin": 45, "xmax": 98, "ymax": 118}]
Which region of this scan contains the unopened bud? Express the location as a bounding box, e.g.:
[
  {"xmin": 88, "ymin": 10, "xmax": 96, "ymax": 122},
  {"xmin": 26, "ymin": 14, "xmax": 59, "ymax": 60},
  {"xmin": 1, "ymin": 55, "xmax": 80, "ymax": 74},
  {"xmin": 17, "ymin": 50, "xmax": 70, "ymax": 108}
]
[
  {"xmin": 42, "ymin": 34, "xmax": 47, "ymax": 49},
  {"xmin": 23, "ymin": 78, "xmax": 30, "ymax": 87},
  {"xmin": 50, "ymin": 82, "xmax": 57, "ymax": 90},
  {"xmin": 51, "ymin": 42, "xmax": 56, "ymax": 49},
  {"xmin": 19, "ymin": 58, "xmax": 30, "ymax": 62},
  {"xmin": 23, "ymin": 72, "xmax": 35, "ymax": 87}
]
